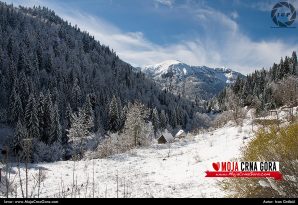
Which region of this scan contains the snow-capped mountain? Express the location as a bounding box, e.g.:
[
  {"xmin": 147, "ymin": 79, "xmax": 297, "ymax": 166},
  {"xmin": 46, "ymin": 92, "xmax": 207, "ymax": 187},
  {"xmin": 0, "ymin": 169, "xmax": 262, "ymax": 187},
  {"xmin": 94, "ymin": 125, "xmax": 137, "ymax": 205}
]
[{"xmin": 140, "ymin": 60, "xmax": 243, "ymax": 102}]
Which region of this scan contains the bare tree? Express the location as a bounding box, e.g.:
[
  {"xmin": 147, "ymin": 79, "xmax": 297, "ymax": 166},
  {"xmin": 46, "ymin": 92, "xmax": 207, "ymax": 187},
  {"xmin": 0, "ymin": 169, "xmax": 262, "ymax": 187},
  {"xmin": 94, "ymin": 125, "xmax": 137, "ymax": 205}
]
[{"xmin": 225, "ymin": 88, "xmax": 245, "ymax": 125}]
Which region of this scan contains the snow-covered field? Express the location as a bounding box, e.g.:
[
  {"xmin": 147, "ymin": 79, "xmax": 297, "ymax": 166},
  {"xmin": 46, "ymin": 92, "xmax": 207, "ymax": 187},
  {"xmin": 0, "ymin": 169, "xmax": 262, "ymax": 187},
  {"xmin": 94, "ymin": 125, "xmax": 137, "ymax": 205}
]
[{"xmin": 7, "ymin": 118, "xmax": 256, "ymax": 198}]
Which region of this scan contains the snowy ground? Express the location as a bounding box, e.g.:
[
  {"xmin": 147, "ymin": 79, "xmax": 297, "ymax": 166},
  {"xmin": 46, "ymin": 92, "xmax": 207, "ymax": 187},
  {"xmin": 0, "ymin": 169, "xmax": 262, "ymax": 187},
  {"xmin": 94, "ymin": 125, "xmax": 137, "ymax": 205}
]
[{"xmin": 4, "ymin": 118, "xmax": 256, "ymax": 198}]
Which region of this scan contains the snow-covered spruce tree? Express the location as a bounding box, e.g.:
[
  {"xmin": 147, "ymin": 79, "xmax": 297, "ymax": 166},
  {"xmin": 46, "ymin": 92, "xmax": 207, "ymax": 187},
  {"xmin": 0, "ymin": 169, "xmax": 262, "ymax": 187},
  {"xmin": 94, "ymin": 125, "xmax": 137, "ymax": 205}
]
[
  {"xmin": 71, "ymin": 78, "xmax": 81, "ymax": 112},
  {"xmin": 41, "ymin": 91, "xmax": 54, "ymax": 144},
  {"xmin": 49, "ymin": 103, "xmax": 62, "ymax": 144},
  {"xmin": 108, "ymin": 95, "xmax": 120, "ymax": 133},
  {"xmin": 67, "ymin": 104, "xmax": 94, "ymax": 157},
  {"xmin": 170, "ymin": 109, "xmax": 178, "ymax": 128},
  {"xmin": 67, "ymin": 110, "xmax": 85, "ymax": 158},
  {"xmin": 24, "ymin": 93, "xmax": 39, "ymax": 139},
  {"xmin": 63, "ymin": 103, "xmax": 72, "ymax": 144},
  {"xmin": 18, "ymin": 71, "xmax": 30, "ymax": 108},
  {"xmin": 37, "ymin": 92, "xmax": 45, "ymax": 141},
  {"xmin": 9, "ymin": 84, "xmax": 23, "ymax": 124},
  {"xmin": 116, "ymin": 96, "xmax": 125, "ymax": 130},
  {"xmin": 82, "ymin": 94, "xmax": 94, "ymax": 133},
  {"xmin": 123, "ymin": 102, "xmax": 150, "ymax": 148},
  {"xmin": 159, "ymin": 110, "xmax": 168, "ymax": 132},
  {"xmin": 152, "ymin": 107, "xmax": 160, "ymax": 136}
]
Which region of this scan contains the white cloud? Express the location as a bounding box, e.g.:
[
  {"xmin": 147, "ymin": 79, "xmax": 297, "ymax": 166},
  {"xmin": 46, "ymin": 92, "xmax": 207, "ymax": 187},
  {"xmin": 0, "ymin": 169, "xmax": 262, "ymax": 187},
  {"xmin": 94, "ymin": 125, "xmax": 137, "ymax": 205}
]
[
  {"xmin": 244, "ymin": 0, "xmax": 298, "ymax": 12},
  {"xmin": 154, "ymin": 0, "xmax": 174, "ymax": 8},
  {"xmin": 4, "ymin": 0, "xmax": 298, "ymax": 74},
  {"xmin": 230, "ymin": 11, "xmax": 239, "ymax": 19}
]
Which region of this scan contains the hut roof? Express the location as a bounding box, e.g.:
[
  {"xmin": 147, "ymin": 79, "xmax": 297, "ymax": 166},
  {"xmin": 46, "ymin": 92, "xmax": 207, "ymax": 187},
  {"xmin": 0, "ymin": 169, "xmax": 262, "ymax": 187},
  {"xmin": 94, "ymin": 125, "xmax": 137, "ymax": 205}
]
[
  {"xmin": 175, "ymin": 130, "xmax": 185, "ymax": 138},
  {"xmin": 158, "ymin": 131, "xmax": 174, "ymax": 143}
]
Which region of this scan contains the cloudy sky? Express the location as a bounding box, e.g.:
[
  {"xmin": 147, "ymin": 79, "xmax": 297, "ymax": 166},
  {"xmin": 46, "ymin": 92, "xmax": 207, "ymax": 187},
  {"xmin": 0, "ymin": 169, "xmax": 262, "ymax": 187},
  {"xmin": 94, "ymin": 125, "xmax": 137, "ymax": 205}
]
[{"xmin": 4, "ymin": 0, "xmax": 298, "ymax": 73}]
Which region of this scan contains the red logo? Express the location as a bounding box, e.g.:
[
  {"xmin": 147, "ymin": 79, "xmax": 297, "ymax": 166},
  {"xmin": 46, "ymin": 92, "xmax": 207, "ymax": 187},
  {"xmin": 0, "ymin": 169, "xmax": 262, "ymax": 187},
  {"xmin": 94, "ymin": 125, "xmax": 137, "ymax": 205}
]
[{"xmin": 212, "ymin": 162, "xmax": 220, "ymax": 171}]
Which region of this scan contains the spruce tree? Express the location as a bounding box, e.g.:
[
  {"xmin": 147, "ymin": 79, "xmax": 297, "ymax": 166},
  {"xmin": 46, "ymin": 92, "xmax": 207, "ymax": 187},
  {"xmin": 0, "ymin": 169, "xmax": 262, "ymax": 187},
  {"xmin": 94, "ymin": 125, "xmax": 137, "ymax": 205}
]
[
  {"xmin": 9, "ymin": 85, "xmax": 23, "ymax": 124},
  {"xmin": 37, "ymin": 92, "xmax": 45, "ymax": 141},
  {"xmin": 159, "ymin": 110, "xmax": 168, "ymax": 131},
  {"xmin": 82, "ymin": 94, "xmax": 94, "ymax": 133},
  {"xmin": 42, "ymin": 91, "xmax": 54, "ymax": 144},
  {"xmin": 71, "ymin": 78, "xmax": 81, "ymax": 111},
  {"xmin": 25, "ymin": 93, "xmax": 39, "ymax": 139},
  {"xmin": 152, "ymin": 108, "xmax": 160, "ymax": 136},
  {"xmin": 50, "ymin": 103, "xmax": 62, "ymax": 144},
  {"xmin": 13, "ymin": 120, "xmax": 28, "ymax": 155},
  {"xmin": 108, "ymin": 96, "xmax": 120, "ymax": 133}
]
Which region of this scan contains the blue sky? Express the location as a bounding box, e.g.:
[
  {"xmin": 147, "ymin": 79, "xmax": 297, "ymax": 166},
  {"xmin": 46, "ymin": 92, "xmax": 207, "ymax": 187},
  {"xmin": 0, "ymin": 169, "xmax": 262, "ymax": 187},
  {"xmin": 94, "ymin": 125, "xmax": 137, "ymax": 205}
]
[{"xmin": 3, "ymin": 0, "xmax": 298, "ymax": 73}]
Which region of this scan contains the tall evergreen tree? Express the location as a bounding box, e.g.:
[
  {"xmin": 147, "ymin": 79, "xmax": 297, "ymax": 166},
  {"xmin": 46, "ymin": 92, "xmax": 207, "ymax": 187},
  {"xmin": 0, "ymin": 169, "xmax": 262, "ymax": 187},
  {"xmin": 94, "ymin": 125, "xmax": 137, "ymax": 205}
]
[
  {"xmin": 25, "ymin": 93, "xmax": 39, "ymax": 139},
  {"xmin": 71, "ymin": 78, "xmax": 81, "ymax": 111},
  {"xmin": 82, "ymin": 94, "xmax": 94, "ymax": 133},
  {"xmin": 152, "ymin": 108, "xmax": 160, "ymax": 136},
  {"xmin": 42, "ymin": 91, "xmax": 54, "ymax": 144},
  {"xmin": 50, "ymin": 103, "xmax": 62, "ymax": 144},
  {"xmin": 13, "ymin": 120, "xmax": 28, "ymax": 155},
  {"xmin": 9, "ymin": 85, "xmax": 23, "ymax": 123},
  {"xmin": 108, "ymin": 96, "xmax": 120, "ymax": 133},
  {"xmin": 159, "ymin": 110, "xmax": 168, "ymax": 131}
]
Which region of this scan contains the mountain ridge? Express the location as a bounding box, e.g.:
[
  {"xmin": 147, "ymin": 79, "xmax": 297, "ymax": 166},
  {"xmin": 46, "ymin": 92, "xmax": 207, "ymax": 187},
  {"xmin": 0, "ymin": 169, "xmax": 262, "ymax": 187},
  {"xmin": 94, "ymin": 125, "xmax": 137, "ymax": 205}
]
[{"xmin": 139, "ymin": 60, "xmax": 243, "ymax": 102}]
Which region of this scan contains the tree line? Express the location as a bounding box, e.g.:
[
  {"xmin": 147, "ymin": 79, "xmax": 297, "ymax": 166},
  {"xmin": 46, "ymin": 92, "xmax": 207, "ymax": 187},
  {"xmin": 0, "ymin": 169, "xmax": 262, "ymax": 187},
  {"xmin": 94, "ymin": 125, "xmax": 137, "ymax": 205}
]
[{"xmin": 0, "ymin": 3, "xmax": 202, "ymax": 161}]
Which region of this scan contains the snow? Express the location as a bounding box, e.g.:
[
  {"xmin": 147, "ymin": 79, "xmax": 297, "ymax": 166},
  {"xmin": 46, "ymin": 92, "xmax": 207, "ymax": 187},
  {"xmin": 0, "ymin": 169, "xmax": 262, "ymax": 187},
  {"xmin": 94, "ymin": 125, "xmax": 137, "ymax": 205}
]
[
  {"xmin": 160, "ymin": 130, "xmax": 174, "ymax": 143},
  {"xmin": 8, "ymin": 119, "xmax": 255, "ymax": 198},
  {"xmin": 175, "ymin": 130, "xmax": 185, "ymax": 138},
  {"xmin": 143, "ymin": 60, "xmax": 183, "ymax": 76},
  {"xmin": 141, "ymin": 60, "xmax": 243, "ymax": 101},
  {"xmin": 256, "ymin": 106, "xmax": 298, "ymax": 123}
]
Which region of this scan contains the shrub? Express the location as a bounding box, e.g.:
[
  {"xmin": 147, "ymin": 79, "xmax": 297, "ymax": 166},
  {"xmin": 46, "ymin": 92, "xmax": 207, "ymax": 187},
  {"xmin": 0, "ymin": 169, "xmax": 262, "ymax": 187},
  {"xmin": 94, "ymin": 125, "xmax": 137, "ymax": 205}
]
[
  {"xmin": 33, "ymin": 140, "xmax": 65, "ymax": 162},
  {"xmin": 222, "ymin": 122, "xmax": 298, "ymax": 198}
]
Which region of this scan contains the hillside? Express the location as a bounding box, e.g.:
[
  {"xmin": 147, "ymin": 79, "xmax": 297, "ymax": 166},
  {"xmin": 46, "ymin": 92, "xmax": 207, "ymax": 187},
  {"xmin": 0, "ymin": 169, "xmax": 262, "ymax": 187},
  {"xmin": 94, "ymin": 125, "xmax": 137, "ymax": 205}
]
[
  {"xmin": 0, "ymin": 3, "xmax": 201, "ymax": 160},
  {"xmin": 212, "ymin": 52, "xmax": 298, "ymax": 113}
]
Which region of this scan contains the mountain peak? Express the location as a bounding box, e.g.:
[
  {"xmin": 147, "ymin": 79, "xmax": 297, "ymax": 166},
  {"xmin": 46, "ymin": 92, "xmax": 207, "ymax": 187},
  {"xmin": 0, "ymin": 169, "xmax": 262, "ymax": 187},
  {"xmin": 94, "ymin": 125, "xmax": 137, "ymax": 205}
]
[
  {"xmin": 146, "ymin": 60, "xmax": 182, "ymax": 70},
  {"xmin": 158, "ymin": 60, "xmax": 182, "ymax": 66},
  {"xmin": 141, "ymin": 60, "xmax": 243, "ymax": 101}
]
